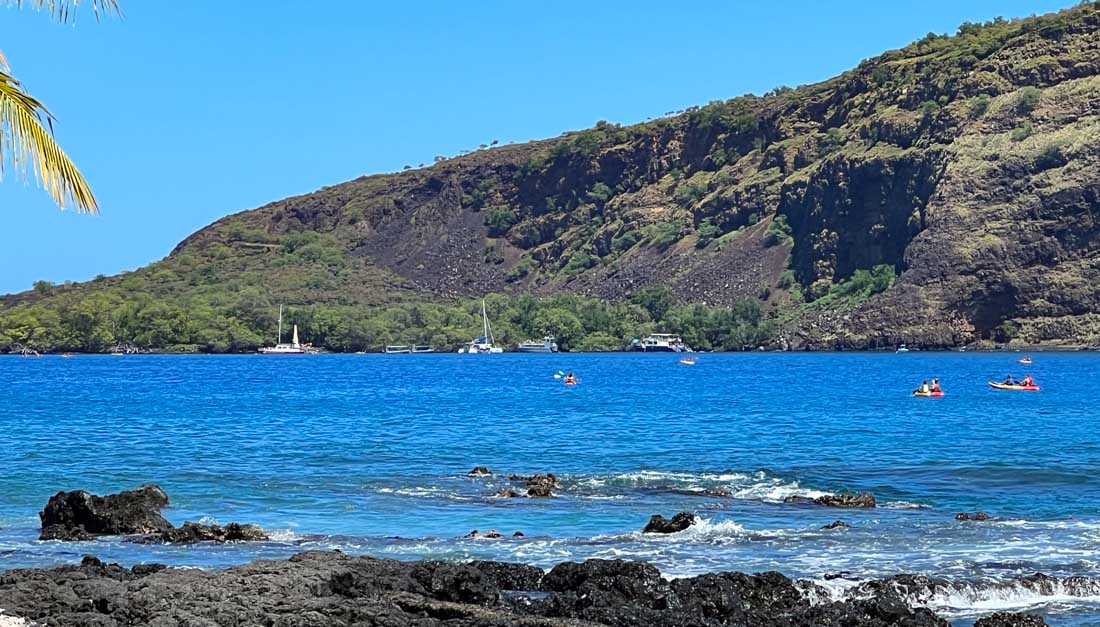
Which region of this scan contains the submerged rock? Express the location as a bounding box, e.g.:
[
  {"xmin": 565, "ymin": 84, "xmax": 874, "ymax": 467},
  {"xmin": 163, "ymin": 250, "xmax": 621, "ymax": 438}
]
[
  {"xmin": 785, "ymin": 493, "xmax": 876, "ymax": 508},
  {"xmin": 467, "ymin": 466, "xmax": 492, "ymax": 476},
  {"xmin": 464, "ymin": 529, "xmax": 503, "ymax": 539},
  {"xmin": 39, "ymin": 485, "xmax": 172, "ymax": 541},
  {"xmin": 821, "ymin": 520, "xmax": 850, "ymax": 530},
  {"xmin": 955, "ymin": 511, "xmax": 992, "ymax": 521},
  {"xmin": 0, "ymin": 551, "xmax": 962, "ymax": 626},
  {"xmin": 782, "ymin": 495, "xmax": 817, "ymax": 505},
  {"xmin": 130, "ymin": 521, "xmax": 269, "ymax": 544},
  {"xmin": 495, "ymin": 487, "xmax": 519, "ymax": 498},
  {"xmin": 643, "ymin": 512, "xmax": 696, "ymax": 533},
  {"xmin": 527, "ymin": 484, "xmax": 553, "ymax": 498},
  {"xmin": 974, "ymin": 612, "xmax": 1048, "ymax": 627},
  {"xmin": 814, "ymin": 493, "xmax": 877, "ymax": 508}
]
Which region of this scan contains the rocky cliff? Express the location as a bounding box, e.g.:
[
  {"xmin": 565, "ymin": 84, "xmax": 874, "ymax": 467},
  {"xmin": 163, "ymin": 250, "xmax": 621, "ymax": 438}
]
[{"xmin": 7, "ymin": 3, "xmax": 1100, "ymax": 349}]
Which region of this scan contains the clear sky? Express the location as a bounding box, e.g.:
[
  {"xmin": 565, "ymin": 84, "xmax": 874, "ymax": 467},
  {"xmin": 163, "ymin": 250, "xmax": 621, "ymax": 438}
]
[{"xmin": 0, "ymin": 0, "xmax": 1078, "ymax": 294}]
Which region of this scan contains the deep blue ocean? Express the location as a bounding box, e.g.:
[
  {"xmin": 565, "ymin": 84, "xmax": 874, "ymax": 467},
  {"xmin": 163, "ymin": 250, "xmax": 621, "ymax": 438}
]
[{"xmin": 2, "ymin": 352, "xmax": 1099, "ymax": 625}]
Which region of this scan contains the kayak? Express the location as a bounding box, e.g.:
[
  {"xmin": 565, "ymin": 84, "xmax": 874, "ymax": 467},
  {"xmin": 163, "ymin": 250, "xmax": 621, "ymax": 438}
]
[
  {"xmin": 988, "ymin": 382, "xmax": 1040, "ymax": 391},
  {"xmin": 913, "ymin": 391, "xmax": 945, "ymax": 397},
  {"xmin": 1018, "ymin": 358, "xmax": 1032, "ymax": 364},
  {"xmin": 564, "ymin": 380, "xmax": 577, "ymax": 386},
  {"xmin": 679, "ymin": 359, "xmax": 696, "ymax": 366}
]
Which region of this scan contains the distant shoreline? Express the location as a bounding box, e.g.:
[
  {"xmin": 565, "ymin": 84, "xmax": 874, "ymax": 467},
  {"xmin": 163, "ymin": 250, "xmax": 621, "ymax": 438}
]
[{"xmin": 5, "ymin": 346, "xmax": 1096, "ymax": 356}]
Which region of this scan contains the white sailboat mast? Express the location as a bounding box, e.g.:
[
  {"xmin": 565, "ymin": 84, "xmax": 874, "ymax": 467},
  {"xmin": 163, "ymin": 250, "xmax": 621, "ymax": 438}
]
[
  {"xmin": 486, "ymin": 299, "xmax": 495, "ymax": 341},
  {"xmin": 277, "ymin": 305, "xmax": 284, "ymax": 344}
]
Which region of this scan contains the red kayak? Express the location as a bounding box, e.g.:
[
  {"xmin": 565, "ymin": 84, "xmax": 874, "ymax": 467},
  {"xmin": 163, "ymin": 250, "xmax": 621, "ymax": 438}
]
[{"xmin": 913, "ymin": 390, "xmax": 945, "ymax": 397}]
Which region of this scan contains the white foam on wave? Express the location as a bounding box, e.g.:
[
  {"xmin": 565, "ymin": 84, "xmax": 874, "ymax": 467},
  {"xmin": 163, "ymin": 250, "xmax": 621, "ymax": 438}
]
[
  {"xmin": 878, "ymin": 501, "xmax": 928, "ymax": 510},
  {"xmin": 574, "ymin": 470, "xmax": 752, "ymax": 490},
  {"xmin": 573, "ymin": 469, "xmax": 837, "ymax": 505},
  {"xmin": 828, "ymin": 576, "xmax": 1100, "ymax": 618},
  {"xmin": 0, "ymin": 614, "xmax": 30, "ymax": 627},
  {"xmin": 591, "ymin": 516, "xmax": 782, "ymax": 545},
  {"xmin": 265, "ymin": 528, "xmax": 302, "ymax": 543},
  {"xmin": 375, "ymin": 486, "xmax": 456, "ymax": 499}
]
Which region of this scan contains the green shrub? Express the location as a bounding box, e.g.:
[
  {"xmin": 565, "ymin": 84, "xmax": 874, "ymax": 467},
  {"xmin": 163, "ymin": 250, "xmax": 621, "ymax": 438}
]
[
  {"xmin": 1033, "ymin": 143, "xmax": 1067, "ymax": 170},
  {"xmin": 586, "ymin": 182, "xmax": 614, "ymax": 205},
  {"xmin": 563, "ymin": 252, "xmax": 596, "ymax": 275},
  {"xmin": 1010, "ymin": 122, "xmax": 1033, "ymax": 142},
  {"xmin": 777, "ymin": 269, "xmax": 797, "ymax": 289},
  {"xmin": 969, "ymin": 94, "xmax": 992, "ymax": 118},
  {"xmin": 611, "ymin": 230, "xmax": 640, "ymax": 253},
  {"xmin": 695, "ymin": 220, "xmax": 721, "ymax": 248},
  {"xmin": 673, "ymin": 182, "xmax": 708, "ymax": 207},
  {"xmin": 485, "ymin": 209, "xmax": 518, "ymax": 236},
  {"xmin": 642, "ymin": 222, "xmax": 682, "ymax": 250},
  {"xmin": 1015, "ymin": 86, "xmax": 1042, "ymax": 115},
  {"xmin": 506, "ymin": 258, "xmax": 534, "ymax": 282},
  {"xmin": 764, "ymin": 215, "xmax": 793, "ymax": 247},
  {"xmin": 819, "ymin": 127, "xmax": 844, "ymax": 155}
]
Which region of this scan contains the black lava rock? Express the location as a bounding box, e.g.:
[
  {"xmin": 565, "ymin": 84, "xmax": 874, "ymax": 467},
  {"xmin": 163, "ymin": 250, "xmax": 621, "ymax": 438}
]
[
  {"xmin": 643, "ymin": 512, "xmax": 697, "ymax": 533},
  {"xmin": 39, "ymin": 485, "xmax": 172, "ymax": 541}
]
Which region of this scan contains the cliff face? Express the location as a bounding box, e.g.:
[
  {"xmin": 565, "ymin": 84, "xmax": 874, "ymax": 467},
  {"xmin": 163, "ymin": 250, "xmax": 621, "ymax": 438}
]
[{"xmin": 10, "ymin": 3, "xmax": 1100, "ymax": 348}]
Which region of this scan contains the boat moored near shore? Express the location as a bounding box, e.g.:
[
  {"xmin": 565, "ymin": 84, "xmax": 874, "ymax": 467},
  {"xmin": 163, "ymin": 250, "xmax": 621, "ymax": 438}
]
[
  {"xmin": 630, "ymin": 334, "xmax": 692, "ymax": 353},
  {"xmin": 516, "ymin": 336, "xmax": 557, "ymax": 353}
]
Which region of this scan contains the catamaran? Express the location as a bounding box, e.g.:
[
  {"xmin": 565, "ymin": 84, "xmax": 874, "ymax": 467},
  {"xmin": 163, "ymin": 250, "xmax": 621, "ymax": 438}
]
[
  {"xmin": 259, "ymin": 305, "xmax": 306, "ymax": 355},
  {"xmin": 457, "ymin": 300, "xmax": 504, "ymax": 354}
]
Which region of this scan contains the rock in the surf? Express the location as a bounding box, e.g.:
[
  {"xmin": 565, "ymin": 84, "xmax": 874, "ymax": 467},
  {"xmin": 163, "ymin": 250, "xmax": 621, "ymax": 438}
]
[
  {"xmin": 782, "ymin": 495, "xmax": 817, "ymax": 505},
  {"xmin": 510, "ymin": 473, "xmax": 559, "ymax": 486},
  {"xmin": 39, "ymin": 485, "xmax": 172, "ymax": 541},
  {"xmin": 955, "ymin": 511, "xmax": 991, "ymax": 521},
  {"xmin": 130, "ymin": 521, "xmax": 269, "ymax": 544},
  {"xmin": 643, "ymin": 512, "xmax": 696, "ymax": 533},
  {"xmin": 973, "ymin": 612, "xmax": 1048, "ymax": 627},
  {"xmin": 822, "ymin": 520, "xmax": 850, "ymax": 530},
  {"xmin": 527, "ymin": 484, "xmax": 553, "ymax": 498},
  {"xmin": 495, "ymin": 487, "xmax": 519, "ymax": 498},
  {"xmin": 783, "ymin": 493, "xmax": 876, "ymax": 508},
  {"xmin": 468, "ymin": 466, "xmax": 492, "ymax": 476},
  {"xmin": 514, "ymin": 473, "xmax": 558, "ymax": 497}
]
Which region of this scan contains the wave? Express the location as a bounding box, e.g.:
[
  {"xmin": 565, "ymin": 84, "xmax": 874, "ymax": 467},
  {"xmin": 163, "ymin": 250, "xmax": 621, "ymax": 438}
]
[
  {"xmin": 590, "ymin": 516, "xmax": 788, "ymax": 546},
  {"xmin": 0, "ymin": 614, "xmax": 31, "ymax": 627},
  {"xmin": 834, "ymin": 574, "xmax": 1100, "ymax": 617},
  {"xmin": 569, "ymin": 470, "xmax": 830, "ymax": 503}
]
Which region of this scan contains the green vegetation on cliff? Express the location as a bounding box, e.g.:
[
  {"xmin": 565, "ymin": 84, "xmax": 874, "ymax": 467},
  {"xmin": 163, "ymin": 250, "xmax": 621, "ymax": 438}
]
[{"xmin": 4, "ymin": 2, "xmax": 1100, "ymax": 351}]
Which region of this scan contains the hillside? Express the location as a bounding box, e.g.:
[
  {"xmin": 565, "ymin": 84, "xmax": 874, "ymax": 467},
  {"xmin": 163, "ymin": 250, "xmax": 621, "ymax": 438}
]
[{"xmin": 3, "ymin": 2, "xmax": 1100, "ymax": 352}]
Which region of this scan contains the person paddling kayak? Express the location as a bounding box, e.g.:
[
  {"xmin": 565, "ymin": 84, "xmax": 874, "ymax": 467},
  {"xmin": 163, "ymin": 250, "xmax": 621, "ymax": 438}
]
[{"xmin": 914, "ymin": 381, "xmax": 930, "ymax": 394}]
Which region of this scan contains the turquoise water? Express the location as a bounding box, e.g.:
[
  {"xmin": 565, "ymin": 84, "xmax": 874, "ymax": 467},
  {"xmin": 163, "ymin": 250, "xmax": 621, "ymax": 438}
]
[{"xmin": 2, "ymin": 352, "xmax": 1099, "ymax": 624}]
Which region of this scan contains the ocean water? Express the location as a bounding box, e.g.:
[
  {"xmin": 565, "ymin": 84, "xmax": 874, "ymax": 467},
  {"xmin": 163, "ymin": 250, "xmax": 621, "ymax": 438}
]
[{"xmin": 2, "ymin": 352, "xmax": 1099, "ymax": 625}]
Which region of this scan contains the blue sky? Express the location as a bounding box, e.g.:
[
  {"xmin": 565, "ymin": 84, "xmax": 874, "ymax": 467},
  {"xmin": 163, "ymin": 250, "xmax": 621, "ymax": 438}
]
[{"xmin": 0, "ymin": 0, "xmax": 1077, "ymax": 294}]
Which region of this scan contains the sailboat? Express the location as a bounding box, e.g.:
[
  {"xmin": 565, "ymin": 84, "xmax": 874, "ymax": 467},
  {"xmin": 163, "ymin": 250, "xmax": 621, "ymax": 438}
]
[
  {"xmin": 259, "ymin": 305, "xmax": 306, "ymax": 354},
  {"xmin": 457, "ymin": 300, "xmax": 504, "ymax": 354}
]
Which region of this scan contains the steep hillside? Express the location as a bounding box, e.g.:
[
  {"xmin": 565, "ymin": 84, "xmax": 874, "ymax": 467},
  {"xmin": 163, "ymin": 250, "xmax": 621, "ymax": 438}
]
[{"xmin": 4, "ymin": 2, "xmax": 1100, "ymax": 351}]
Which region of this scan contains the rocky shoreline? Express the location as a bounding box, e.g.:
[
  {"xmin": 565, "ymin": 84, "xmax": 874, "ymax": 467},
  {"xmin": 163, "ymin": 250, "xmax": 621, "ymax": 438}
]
[
  {"xmin": 0, "ymin": 551, "xmax": 1051, "ymax": 627},
  {"xmin": 0, "ymin": 484, "xmax": 1057, "ymax": 626}
]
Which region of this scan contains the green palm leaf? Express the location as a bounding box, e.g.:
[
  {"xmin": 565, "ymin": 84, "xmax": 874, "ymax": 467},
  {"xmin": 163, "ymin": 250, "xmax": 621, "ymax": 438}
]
[
  {"xmin": 5, "ymin": 0, "xmax": 121, "ymax": 22},
  {"xmin": 0, "ymin": 70, "xmax": 97, "ymax": 212},
  {"xmin": 0, "ymin": 0, "xmax": 119, "ymax": 212}
]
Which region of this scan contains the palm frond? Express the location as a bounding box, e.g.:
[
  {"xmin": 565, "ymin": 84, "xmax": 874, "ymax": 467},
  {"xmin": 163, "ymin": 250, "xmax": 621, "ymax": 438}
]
[
  {"xmin": 5, "ymin": 0, "xmax": 121, "ymax": 22},
  {"xmin": 0, "ymin": 70, "xmax": 97, "ymax": 212}
]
